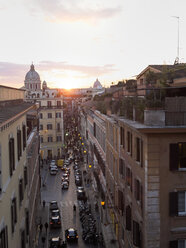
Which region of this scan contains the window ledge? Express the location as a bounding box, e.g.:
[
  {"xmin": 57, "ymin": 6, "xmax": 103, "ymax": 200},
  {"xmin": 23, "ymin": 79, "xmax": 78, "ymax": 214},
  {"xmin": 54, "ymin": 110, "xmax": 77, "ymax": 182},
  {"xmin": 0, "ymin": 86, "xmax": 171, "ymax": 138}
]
[{"xmin": 171, "ymin": 227, "xmax": 186, "ymax": 233}]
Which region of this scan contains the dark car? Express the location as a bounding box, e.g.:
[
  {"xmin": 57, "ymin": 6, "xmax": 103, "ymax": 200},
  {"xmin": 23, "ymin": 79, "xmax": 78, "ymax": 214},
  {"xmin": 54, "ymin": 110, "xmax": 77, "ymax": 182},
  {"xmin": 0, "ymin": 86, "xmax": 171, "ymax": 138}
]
[
  {"xmin": 77, "ymin": 189, "xmax": 86, "ymax": 200},
  {"xmin": 75, "ymin": 178, "xmax": 82, "ymax": 186},
  {"xmin": 51, "ymin": 209, "xmax": 61, "ymax": 218},
  {"xmin": 50, "ymin": 201, "xmax": 58, "ymax": 211},
  {"xmin": 50, "ymin": 216, "xmax": 61, "ymax": 228},
  {"xmin": 65, "ymin": 228, "xmax": 78, "ymax": 242},
  {"xmin": 49, "ymin": 237, "xmax": 61, "ymax": 248}
]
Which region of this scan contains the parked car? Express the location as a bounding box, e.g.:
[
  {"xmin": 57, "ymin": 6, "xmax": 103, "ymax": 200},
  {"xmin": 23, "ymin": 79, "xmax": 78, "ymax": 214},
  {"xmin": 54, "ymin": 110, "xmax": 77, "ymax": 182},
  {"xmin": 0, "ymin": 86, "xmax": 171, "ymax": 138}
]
[
  {"xmin": 77, "ymin": 189, "xmax": 86, "ymax": 200},
  {"xmin": 50, "ymin": 201, "xmax": 58, "ymax": 211},
  {"xmin": 49, "ymin": 237, "xmax": 62, "ymax": 248},
  {"xmin": 62, "ymin": 181, "xmax": 69, "ymax": 189},
  {"xmin": 50, "ymin": 167, "xmax": 58, "ymax": 175},
  {"xmin": 75, "ymin": 178, "xmax": 82, "ymax": 186},
  {"xmin": 50, "ymin": 216, "xmax": 61, "ymax": 228},
  {"xmin": 50, "ymin": 164, "xmax": 58, "ymax": 170},
  {"xmin": 65, "ymin": 228, "xmax": 78, "ymax": 242}
]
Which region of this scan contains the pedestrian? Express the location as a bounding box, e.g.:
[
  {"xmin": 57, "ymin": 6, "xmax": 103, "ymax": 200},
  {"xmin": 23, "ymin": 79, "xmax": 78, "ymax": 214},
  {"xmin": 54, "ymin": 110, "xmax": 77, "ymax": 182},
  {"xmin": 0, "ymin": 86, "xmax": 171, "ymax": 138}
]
[
  {"xmin": 43, "ymin": 200, "xmax": 45, "ymax": 208},
  {"xmin": 40, "ymin": 223, "xmax": 43, "ymax": 233},
  {"xmin": 44, "ymin": 222, "xmax": 48, "ymax": 234},
  {"xmin": 73, "ymin": 204, "xmax": 76, "ymax": 212},
  {"xmin": 41, "ymin": 236, "xmax": 45, "ymax": 248}
]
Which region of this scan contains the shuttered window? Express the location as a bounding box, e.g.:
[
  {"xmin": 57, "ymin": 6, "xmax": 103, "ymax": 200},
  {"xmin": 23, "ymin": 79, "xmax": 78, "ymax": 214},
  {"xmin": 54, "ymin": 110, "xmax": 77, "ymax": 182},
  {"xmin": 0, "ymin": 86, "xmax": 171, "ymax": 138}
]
[
  {"xmin": 126, "ymin": 205, "xmax": 131, "ymax": 230},
  {"xmin": 170, "ymin": 143, "xmax": 186, "ymax": 171},
  {"xmin": 9, "ymin": 138, "xmax": 15, "ymax": 176},
  {"xmin": 48, "ymin": 113, "xmax": 52, "ymax": 118},
  {"xmin": 119, "ymin": 159, "xmax": 125, "ymax": 177},
  {"xmin": 22, "ymin": 125, "xmax": 26, "ymax": 150},
  {"xmin": 120, "ymin": 127, "xmax": 125, "ymax": 148},
  {"xmin": 169, "ymin": 192, "xmax": 178, "ymax": 216},
  {"xmin": 118, "ymin": 190, "xmax": 124, "ymax": 214},
  {"xmin": 133, "ymin": 221, "xmax": 140, "ymax": 247},
  {"xmin": 11, "ymin": 198, "xmax": 17, "ymax": 233},
  {"xmin": 17, "ymin": 130, "xmax": 22, "ymax": 161},
  {"xmin": 126, "ymin": 167, "xmax": 132, "ymax": 191},
  {"xmin": 0, "ymin": 226, "xmax": 8, "ymax": 248}
]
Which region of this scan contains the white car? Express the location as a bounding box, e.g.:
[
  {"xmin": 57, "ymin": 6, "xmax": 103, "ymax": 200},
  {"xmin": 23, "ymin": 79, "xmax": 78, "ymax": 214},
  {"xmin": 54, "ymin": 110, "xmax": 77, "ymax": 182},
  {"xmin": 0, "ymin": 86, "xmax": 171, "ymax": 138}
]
[
  {"xmin": 50, "ymin": 164, "xmax": 58, "ymax": 170},
  {"xmin": 50, "ymin": 167, "xmax": 58, "ymax": 175}
]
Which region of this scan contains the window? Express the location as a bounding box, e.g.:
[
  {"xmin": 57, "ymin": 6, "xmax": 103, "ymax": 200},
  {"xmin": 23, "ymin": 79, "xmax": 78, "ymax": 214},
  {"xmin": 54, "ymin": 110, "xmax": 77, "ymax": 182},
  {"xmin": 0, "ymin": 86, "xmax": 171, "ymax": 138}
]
[
  {"xmin": 178, "ymin": 192, "xmax": 186, "ymax": 216},
  {"xmin": 140, "ymin": 78, "xmax": 143, "ymax": 85},
  {"xmin": 93, "ymin": 123, "xmax": 96, "ymax": 137},
  {"xmin": 47, "ymin": 124, "xmax": 52, "ymax": 130},
  {"xmin": 127, "ymin": 131, "xmax": 132, "ymax": 155},
  {"xmin": 170, "ymin": 191, "xmax": 186, "ymax": 216},
  {"xmin": 178, "ymin": 240, "xmax": 186, "ymax": 248},
  {"xmin": 47, "ymin": 101, "xmax": 52, "ymax": 107},
  {"xmin": 25, "ymin": 211, "xmax": 29, "ymax": 236},
  {"xmin": 169, "ymin": 240, "xmax": 186, "ymax": 248},
  {"xmin": 48, "ymin": 113, "xmax": 52, "ymax": 118},
  {"xmin": 134, "ymin": 179, "xmax": 140, "ymax": 201},
  {"xmin": 133, "ymin": 221, "xmax": 140, "ymax": 247},
  {"xmin": 21, "ymin": 230, "xmax": 26, "ymax": 248},
  {"xmin": 24, "ymin": 167, "xmax": 28, "ymax": 188},
  {"xmin": 22, "ymin": 125, "xmax": 26, "ymax": 150},
  {"xmin": 9, "ymin": 138, "xmax": 15, "ymax": 176},
  {"xmin": 119, "ymin": 159, "xmax": 125, "ymax": 177},
  {"xmin": 120, "ymin": 127, "xmax": 125, "ymax": 148},
  {"xmin": 56, "ymin": 112, "xmax": 61, "ymax": 118},
  {"xmin": 39, "ymin": 124, "xmax": 43, "ymax": 130},
  {"xmin": 57, "ymin": 101, "xmax": 61, "ymax": 106},
  {"xmin": 17, "ymin": 130, "xmax": 22, "ymax": 161},
  {"xmin": 118, "ymin": 190, "xmax": 124, "ymax": 214},
  {"xmin": 19, "ymin": 178, "xmax": 24, "ymax": 204},
  {"xmin": 57, "ymin": 123, "xmax": 60, "ymax": 131},
  {"xmin": 0, "ymin": 226, "xmax": 8, "ymax": 248},
  {"xmin": 170, "ymin": 143, "xmax": 186, "ymax": 171},
  {"xmin": 11, "ymin": 197, "xmax": 17, "ymax": 233},
  {"xmin": 39, "ymin": 113, "xmax": 43, "ymax": 119},
  {"xmin": 126, "ymin": 205, "xmax": 131, "ymax": 230},
  {"xmin": 48, "ymin": 136, "xmax": 53, "ymax": 142},
  {"xmin": 126, "ymin": 167, "xmax": 132, "ymax": 191},
  {"xmin": 40, "ymin": 136, "xmax": 43, "ymax": 143},
  {"xmin": 57, "ymin": 136, "xmax": 62, "ymax": 142},
  {"xmin": 136, "ymin": 137, "xmax": 143, "ymax": 166}
]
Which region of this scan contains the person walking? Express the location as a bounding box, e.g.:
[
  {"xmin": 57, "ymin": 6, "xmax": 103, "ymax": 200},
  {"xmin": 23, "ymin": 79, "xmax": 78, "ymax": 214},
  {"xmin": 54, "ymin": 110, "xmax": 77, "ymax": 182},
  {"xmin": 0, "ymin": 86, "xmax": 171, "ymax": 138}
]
[
  {"xmin": 40, "ymin": 223, "xmax": 43, "ymax": 233},
  {"xmin": 44, "ymin": 222, "xmax": 48, "ymax": 234},
  {"xmin": 43, "ymin": 200, "xmax": 46, "ymax": 208}
]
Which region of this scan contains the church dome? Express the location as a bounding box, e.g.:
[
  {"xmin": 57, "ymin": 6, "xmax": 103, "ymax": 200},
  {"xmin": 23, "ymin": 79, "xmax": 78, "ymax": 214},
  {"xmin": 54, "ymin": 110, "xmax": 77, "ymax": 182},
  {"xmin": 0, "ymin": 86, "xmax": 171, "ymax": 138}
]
[
  {"xmin": 93, "ymin": 78, "xmax": 102, "ymax": 89},
  {"xmin": 25, "ymin": 64, "xmax": 40, "ymax": 82},
  {"xmin": 24, "ymin": 64, "xmax": 41, "ymax": 91}
]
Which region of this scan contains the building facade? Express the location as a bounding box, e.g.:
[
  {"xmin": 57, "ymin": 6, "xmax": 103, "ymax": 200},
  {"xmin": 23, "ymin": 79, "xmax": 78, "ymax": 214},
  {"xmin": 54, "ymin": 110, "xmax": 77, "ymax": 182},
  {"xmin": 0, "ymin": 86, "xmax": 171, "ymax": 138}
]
[
  {"xmin": 38, "ymin": 98, "xmax": 64, "ymax": 160},
  {"xmin": 0, "ymin": 85, "xmax": 38, "ymax": 248}
]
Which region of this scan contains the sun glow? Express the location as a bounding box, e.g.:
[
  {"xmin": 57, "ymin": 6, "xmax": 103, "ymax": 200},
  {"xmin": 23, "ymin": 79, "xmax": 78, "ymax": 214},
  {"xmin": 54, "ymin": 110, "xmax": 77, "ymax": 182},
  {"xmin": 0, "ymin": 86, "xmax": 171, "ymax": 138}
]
[{"xmin": 41, "ymin": 70, "xmax": 85, "ymax": 89}]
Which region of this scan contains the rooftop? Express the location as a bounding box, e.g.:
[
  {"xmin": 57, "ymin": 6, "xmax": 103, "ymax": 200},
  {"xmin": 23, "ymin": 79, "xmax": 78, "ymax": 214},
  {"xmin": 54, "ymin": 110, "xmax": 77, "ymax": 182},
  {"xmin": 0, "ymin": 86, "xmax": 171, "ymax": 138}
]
[{"xmin": 0, "ymin": 102, "xmax": 34, "ymax": 125}]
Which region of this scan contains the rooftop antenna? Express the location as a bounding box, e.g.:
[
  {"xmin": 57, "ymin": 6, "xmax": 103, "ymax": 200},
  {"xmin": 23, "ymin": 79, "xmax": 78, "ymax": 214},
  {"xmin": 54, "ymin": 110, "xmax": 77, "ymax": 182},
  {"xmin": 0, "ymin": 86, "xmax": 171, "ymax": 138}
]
[{"xmin": 172, "ymin": 16, "xmax": 180, "ymax": 64}]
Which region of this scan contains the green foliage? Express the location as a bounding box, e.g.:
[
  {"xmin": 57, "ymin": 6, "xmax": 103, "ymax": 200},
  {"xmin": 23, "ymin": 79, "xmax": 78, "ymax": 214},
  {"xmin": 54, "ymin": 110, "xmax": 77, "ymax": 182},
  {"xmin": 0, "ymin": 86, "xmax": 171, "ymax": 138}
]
[{"xmin": 96, "ymin": 101, "xmax": 107, "ymax": 115}]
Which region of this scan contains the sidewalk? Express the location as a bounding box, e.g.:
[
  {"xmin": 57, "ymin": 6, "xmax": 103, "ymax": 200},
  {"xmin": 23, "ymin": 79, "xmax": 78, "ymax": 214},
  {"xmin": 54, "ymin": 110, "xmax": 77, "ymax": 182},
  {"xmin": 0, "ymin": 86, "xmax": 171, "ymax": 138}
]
[
  {"xmin": 35, "ymin": 203, "xmax": 49, "ymax": 248},
  {"xmin": 82, "ymin": 163, "xmax": 119, "ymax": 248}
]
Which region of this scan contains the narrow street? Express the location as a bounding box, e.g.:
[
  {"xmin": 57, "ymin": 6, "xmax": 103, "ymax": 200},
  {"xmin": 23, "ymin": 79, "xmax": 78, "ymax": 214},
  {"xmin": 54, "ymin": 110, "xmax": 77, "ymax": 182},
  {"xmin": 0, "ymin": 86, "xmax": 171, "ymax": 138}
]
[{"xmin": 39, "ymin": 158, "xmax": 100, "ymax": 248}]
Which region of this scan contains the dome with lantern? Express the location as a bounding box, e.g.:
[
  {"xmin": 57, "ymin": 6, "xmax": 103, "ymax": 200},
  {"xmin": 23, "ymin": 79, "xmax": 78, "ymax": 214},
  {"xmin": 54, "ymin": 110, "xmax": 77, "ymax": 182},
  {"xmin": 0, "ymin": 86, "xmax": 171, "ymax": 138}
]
[
  {"xmin": 24, "ymin": 64, "xmax": 41, "ymax": 91},
  {"xmin": 93, "ymin": 78, "xmax": 102, "ymax": 89}
]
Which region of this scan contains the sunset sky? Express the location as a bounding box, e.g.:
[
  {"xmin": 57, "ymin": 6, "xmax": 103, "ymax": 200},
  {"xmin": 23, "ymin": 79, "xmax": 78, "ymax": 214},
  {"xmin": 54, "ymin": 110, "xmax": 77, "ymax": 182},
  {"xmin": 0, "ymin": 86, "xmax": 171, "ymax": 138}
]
[{"xmin": 0, "ymin": 0, "xmax": 186, "ymax": 89}]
